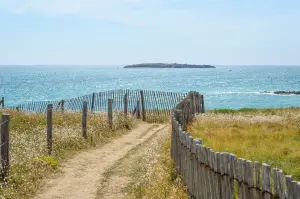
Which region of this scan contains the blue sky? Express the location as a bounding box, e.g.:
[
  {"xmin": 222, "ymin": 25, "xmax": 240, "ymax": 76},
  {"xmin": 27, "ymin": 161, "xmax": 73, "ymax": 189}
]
[{"xmin": 0, "ymin": 0, "xmax": 300, "ymax": 65}]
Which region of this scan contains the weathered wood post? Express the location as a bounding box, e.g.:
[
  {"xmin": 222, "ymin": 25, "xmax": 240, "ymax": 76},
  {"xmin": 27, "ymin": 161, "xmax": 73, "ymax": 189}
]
[
  {"xmin": 124, "ymin": 94, "xmax": 128, "ymax": 116},
  {"xmin": 61, "ymin": 100, "xmax": 65, "ymax": 113},
  {"xmin": 262, "ymin": 163, "xmax": 272, "ymax": 199},
  {"xmin": 140, "ymin": 90, "xmax": 146, "ymax": 121},
  {"xmin": 192, "ymin": 91, "xmax": 197, "ymax": 114},
  {"xmin": 1, "ymin": 97, "xmax": 4, "ymax": 108},
  {"xmin": 175, "ymin": 109, "xmax": 183, "ymax": 125},
  {"xmin": 47, "ymin": 104, "xmax": 53, "ymax": 155},
  {"xmin": 182, "ymin": 99, "xmax": 190, "ymax": 131},
  {"xmin": 82, "ymin": 101, "xmax": 87, "ymax": 139},
  {"xmin": 196, "ymin": 93, "xmax": 201, "ymax": 113},
  {"xmin": 1, "ymin": 113, "xmax": 10, "ymax": 182},
  {"xmin": 136, "ymin": 100, "xmax": 140, "ymax": 119},
  {"xmin": 200, "ymin": 95, "xmax": 205, "ymax": 113},
  {"xmin": 108, "ymin": 99, "xmax": 113, "ymax": 129},
  {"xmin": 91, "ymin": 93, "xmax": 95, "ymax": 112}
]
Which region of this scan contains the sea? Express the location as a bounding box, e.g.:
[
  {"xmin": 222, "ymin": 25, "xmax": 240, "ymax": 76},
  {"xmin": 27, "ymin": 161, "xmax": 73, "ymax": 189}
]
[{"xmin": 0, "ymin": 65, "xmax": 300, "ymax": 110}]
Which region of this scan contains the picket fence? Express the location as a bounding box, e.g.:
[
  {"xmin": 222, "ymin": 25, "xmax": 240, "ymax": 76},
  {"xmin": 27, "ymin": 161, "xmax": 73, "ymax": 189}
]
[{"xmin": 171, "ymin": 91, "xmax": 300, "ymax": 199}]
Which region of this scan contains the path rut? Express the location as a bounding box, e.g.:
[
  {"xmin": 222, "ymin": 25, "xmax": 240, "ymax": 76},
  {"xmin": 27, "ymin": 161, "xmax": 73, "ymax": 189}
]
[{"xmin": 34, "ymin": 122, "xmax": 166, "ymax": 199}]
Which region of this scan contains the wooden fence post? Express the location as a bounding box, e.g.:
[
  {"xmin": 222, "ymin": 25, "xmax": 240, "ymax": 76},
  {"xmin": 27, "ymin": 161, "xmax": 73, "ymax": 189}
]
[
  {"xmin": 1, "ymin": 97, "xmax": 4, "ymax": 108},
  {"xmin": 108, "ymin": 99, "xmax": 113, "ymax": 129},
  {"xmin": 262, "ymin": 163, "xmax": 272, "ymax": 199},
  {"xmin": 200, "ymin": 95, "xmax": 205, "ymax": 113},
  {"xmin": 255, "ymin": 162, "xmax": 262, "ymax": 198},
  {"xmin": 196, "ymin": 93, "xmax": 200, "ymax": 113},
  {"xmin": 136, "ymin": 100, "xmax": 140, "ymax": 119},
  {"xmin": 1, "ymin": 113, "xmax": 10, "ymax": 182},
  {"xmin": 47, "ymin": 104, "xmax": 53, "ymax": 155},
  {"xmin": 82, "ymin": 101, "xmax": 87, "ymax": 139},
  {"xmin": 140, "ymin": 90, "xmax": 146, "ymax": 121},
  {"xmin": 124, "ymin": 94, "xmax": 128, "ymax": 116},
  {"xmin": 61, "ymin": 100, "xmax": 65, "ymax": 113},
  {"xmin": 91, "ymin": 93, "xmax": 95, "ymax": 112}
]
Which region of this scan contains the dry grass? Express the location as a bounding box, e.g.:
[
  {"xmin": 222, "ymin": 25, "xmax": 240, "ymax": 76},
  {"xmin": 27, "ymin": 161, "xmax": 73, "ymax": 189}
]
[
  {"xmin": 125, "ymin": 127, "xmax": 188, "ymax": 199},
  {"xmin": 144, "ymin": 110, "xmax": 171, "ymax": 123},
  {"xmin": 189, "ymin": 107, "xmax": 300, "ymax": 180},
  {"xmin": 0, "ymin": 109, "xmax": 136, "ymax": 199}
]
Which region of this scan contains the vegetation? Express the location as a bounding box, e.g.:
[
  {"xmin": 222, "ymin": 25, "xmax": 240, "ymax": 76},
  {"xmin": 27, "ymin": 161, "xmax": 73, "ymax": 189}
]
[
  {"xmin": 144, "ymin": 109, "xmax": 172, "ymax": 123},
  {"xmin": 124, "ymin": 63, "xmax": 215, "ymax": 68},
  {"xmin": 0, "ymin": 110, "xmax": 136, "ymax": 199},
  {"xmin": 212, "ymin": 107, "xmax": 300, "ymax": 115},
  {"xmin": 189, "ymin": 107, "xmax": 300, "ymax": 180},
  {"xmin": 125, "ymin": 129, "xmax": 188, "ymax": 199}
]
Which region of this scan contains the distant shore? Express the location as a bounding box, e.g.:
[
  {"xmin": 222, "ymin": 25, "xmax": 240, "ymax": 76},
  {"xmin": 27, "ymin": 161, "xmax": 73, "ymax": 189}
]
[
  {"xmin": 124, "ymin": 63, "xmax": 216, "ymax": 68},
  {"xmin": 262, "ymin": 91, "xmax": 300, "ymax": 95}
]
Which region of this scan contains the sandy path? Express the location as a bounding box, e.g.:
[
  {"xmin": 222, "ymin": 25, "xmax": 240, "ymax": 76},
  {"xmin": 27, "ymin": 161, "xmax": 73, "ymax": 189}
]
[
  {"xmin": 97, "ymin": 125, "xmax": 169, "ymax": 199},
  {"xmin": 34, "ymin": 122, "xmax": 166, "ymax": 199}
]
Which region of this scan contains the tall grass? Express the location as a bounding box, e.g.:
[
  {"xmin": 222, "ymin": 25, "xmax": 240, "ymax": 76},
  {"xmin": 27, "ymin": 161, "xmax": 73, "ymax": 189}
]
[
  {"xmin": 125, "ymin": 129, "xmax": 188, "ymax": 199},
  {"xmin": 0, "ymin": 110, "xmax": 135, "ymax": 199},
  {"xmin": 189, "ymin": 107, "xmax": 300, "ymax": 180},
  {"xmin": 212, "ymin": 107, "xmax": 300, "ymax": 116}
]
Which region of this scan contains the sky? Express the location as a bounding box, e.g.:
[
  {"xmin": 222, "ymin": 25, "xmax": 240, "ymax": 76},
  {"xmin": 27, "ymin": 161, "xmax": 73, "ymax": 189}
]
[{"xmin": 0, "ymin": 0, "xmax": 300, "ymax": 65}]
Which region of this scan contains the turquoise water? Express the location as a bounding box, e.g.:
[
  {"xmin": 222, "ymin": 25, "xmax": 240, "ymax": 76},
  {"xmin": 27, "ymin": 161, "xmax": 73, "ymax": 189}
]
[{"xmin": 1, "ymin": 66, "xmax": 300, "ymax": 109}]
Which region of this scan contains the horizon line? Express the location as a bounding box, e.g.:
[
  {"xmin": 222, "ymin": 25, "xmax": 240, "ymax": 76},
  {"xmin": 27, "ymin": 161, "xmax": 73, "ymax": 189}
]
[{"xmin": 1, "ymin": 64, "xmax": 300, "ymax": 67}]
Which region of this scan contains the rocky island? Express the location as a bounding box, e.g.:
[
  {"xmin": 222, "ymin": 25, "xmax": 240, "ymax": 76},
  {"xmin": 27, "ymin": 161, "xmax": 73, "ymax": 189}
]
[{"xmin": 124, "ymin": 63, "xmax": 216, "ymax": 68}]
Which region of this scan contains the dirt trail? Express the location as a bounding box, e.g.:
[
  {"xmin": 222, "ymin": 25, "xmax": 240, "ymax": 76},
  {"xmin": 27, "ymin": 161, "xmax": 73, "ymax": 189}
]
[
  {"xmin": 34, "ymin": 122, "xmax": 167, "ymax": 199},
  {"xmin": 97, "ymin": 125, "xmax": 169, "ymax": 199}
]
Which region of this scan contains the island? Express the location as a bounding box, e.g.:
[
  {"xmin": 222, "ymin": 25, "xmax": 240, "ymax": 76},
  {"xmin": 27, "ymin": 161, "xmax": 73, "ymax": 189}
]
[{"xmin": 124, "ymin": 63, "xmax": 216, "ymax": 68}]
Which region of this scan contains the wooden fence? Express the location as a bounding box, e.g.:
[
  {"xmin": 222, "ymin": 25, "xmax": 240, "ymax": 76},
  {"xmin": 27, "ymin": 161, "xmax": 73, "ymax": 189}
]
[
  {"xmin": 0, "ymin": 98, "xmax": 128, "ymax": 182},
  {"xmin": 171, "ymin": 91, "xmax": 300, "ymax": 199},
  {"xmin": 0, "ymin": 90, "xmax": 191, "ymax": 182},
  {"xmin": 5, "ymin": 90, "xmax": 188, "ymax": 123}
]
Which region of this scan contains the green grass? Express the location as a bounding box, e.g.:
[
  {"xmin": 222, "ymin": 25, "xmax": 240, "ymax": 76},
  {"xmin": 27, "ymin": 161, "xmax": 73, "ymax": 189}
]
[
  {"xmin": 0, "ymin": 109, "xmax": 136, "ymax": 199},
  {"xmin": 190, "ymin": 107, "xmax": 300, "ymax": 180},
  {"xmin": 211, "ymin": 107, "xmax": 300, "ymax": 115}
]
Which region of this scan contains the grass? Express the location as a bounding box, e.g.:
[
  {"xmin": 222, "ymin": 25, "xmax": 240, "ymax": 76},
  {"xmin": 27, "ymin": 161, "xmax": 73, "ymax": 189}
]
[
  {"xmin": 212, "ymin": 107, "xmax": 300, "ymax": 115},
  {"xmin": 0, "ymin": 109, "xmax": 136, "ymax": 199},
  {"xmin": 189, "ymin": 107, "xmax": 300, "ymax": 180},
  {"xmin": 125, "ymin": 128, "xmax": 188, "ymax": 199},
  {"xmin": 142, "ymin": 109, "xmax": 172, "ymax": 123}
]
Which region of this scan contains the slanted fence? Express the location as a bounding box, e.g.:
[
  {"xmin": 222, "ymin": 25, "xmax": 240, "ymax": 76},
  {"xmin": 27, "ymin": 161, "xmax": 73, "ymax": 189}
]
[
  {"xmin": 171, "ymin": 92, "xmax": 300, "ymax": 199},
  {"xmin": 5, "ymin": 90, "xmax": 188, "ymax": 123}
]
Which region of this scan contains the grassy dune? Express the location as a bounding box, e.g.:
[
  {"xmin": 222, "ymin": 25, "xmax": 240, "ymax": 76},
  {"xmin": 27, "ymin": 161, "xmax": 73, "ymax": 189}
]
[
  {"xmin": 0, "ymin": 110, "xmax": 136, "ymax": 199},
  {"xmin": 190, "ymin": 107, "xmax": 300, "ymax": 180}
]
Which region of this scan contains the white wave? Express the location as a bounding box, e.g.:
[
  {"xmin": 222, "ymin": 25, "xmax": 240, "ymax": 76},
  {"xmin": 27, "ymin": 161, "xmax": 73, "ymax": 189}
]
[
  {"xmin": 212, "ymin": 91, "xmax": 299, "ymax": 96},
  {"xmin": 212, "ymin": 91, "xmax": 261, "ymax": 94}
]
